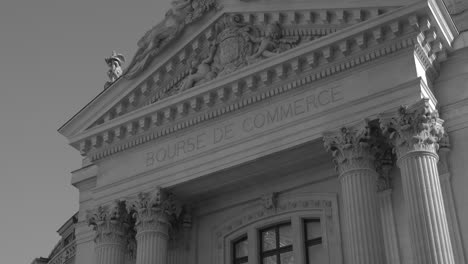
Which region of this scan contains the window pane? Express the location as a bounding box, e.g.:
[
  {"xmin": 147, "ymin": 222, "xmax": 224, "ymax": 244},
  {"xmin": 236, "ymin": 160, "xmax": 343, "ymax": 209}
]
[
  {"xmin": 280, "ymin": 251, "xmax": 294, "ymax": 264},
  {"xmin": 307, "ymin": 244, "xmax": 327, "ymax": 264},
  {"xmin": 235, "ymin": 239, "xmax": 248, "ymax": 258},
  {"xmin": 305, "ymin": 220, "xmax": 322, "ymax": 240},
  {"xmin": 263, "ymin": 256, "xmax": 277, "ymax": 264},
  {"xmin": 262, "ymin": 229, "xmax": 277, "ymax": 251},
  {"xmin": 279, "ymin": 225, "xmax": 293, "ymax": 247}
]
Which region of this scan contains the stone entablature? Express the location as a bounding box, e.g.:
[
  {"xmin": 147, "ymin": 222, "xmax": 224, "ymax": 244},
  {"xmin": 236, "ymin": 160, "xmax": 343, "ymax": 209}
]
[
  {"xmin": 70, "ymin": 1, "xmax": 454, "ymax": 162},
  {"xmin": 89, "ymin": 7, "xmax": 397, "ymax": 130}
]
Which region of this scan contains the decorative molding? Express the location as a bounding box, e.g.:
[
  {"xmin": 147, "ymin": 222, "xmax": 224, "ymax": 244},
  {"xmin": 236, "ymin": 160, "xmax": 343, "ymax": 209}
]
[
  {"xmin": 86, "ymin": 7, "xmax": 396, "ymax": 131},
  {"xmin": 379, "ymin": 98, "xmax": 445, "ymax": 159},
  {"xmin": 260, "ymin": 192, "xmax": 278, "ymax": 210},
  {"xmin": 213, "ymin": 193, "xmax": 340, "ymax": 264},
  {"xmin": 126, "ymin": 187, "xmax": 180, "ymax": 236},
  {"xmin": 323, "ymin": 120, "xmax": 385, "ymax": 176},
  {"xmin": 47, "ymin": 242, "xmax": 76, "ymax": 264},
  {"xmin": 70, "ymin": 4, "xmax": 453, "ymax": 162},
  {"xmin": 86, "ymin": 200, "xmax": 129, "ymax": 245}
]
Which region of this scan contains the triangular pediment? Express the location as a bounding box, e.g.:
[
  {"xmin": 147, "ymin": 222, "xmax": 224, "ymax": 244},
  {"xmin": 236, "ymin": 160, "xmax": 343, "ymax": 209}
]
[
  {"xmin": 59, "ymin": 0, "xmax": 457, "ymax": 158},
  {"xmin": 65, "ymin": 6, "xmax": 400, "ymax": 136}
]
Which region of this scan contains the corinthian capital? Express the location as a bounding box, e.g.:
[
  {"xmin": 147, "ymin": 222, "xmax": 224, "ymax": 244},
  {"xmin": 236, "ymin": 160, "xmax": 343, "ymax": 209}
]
[
  {"xmin": 127, "ymin": 187, "xmax": 180, "ymax": 234},
  {"xmin": 323, "ymin": 120, "xmax": 380, "ymax": 176},
  {"xmin": 379, "ymin": 99, "xmax": 444, "ymax": 158},
  {"xmin": 86, "ymin": 200, "xmax": 129, "ymax": 244}
]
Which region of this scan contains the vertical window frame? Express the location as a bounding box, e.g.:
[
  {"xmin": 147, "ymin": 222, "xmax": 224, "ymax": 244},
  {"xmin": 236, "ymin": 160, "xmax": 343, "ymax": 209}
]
[
  {"xmin": 259, "ymin": 222, "xmax": 294, "ymax": 264},
  {"xmin": 303, "ymin": 219, "xmax": 323, "ymax": 264},
  {"xmin": 233, "ymin": 235, "xmax": 249, "ymax": 264}
]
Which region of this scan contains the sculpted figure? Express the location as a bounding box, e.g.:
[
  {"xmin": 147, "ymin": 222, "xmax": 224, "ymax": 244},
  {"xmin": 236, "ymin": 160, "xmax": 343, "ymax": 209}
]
[
  {"xmin": 248, "ymin": 23, "xmax": 283, "ymax": 60},
  {"xmin": 182, "ymin": 41, "xmax": 218, "ymax": 91},
  {"xmin": 104, "ymin": 51, "xmax": 125, "ymax": 88},
  {"xmin": 248, "ymin": 22, "xmax": 301, "ymax": 63},
  {"xmin": 125, "ymin": 0, "xmax": 218, "ymax": 78}
]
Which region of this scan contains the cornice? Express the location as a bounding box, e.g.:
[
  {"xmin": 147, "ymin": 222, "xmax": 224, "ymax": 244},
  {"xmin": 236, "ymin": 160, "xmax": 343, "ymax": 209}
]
[
  {"xmin": 86, "ymin": 7, "xmax": 395, "ymax": 131},
  {"xmin": 69, "ymin": 2, "xmax": 455, "ymax": 161},
  {"xmin": 441, "ymin": 98, "xmax": 468, "ymax": 132}
]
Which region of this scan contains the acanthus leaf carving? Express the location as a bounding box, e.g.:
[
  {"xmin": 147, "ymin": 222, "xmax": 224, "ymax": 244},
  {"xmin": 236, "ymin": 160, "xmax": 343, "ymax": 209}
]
[
  {"xmin": 323, "ymin": 120, "xmax": 381, "ymax": 176},
  {"xmin": 126, "ymin": 187, "xmax": 181, "ymax": 235},
  {"xmin": 86, "ymin": 200, "xmax": 129, "ymax": 244},
  {"xmin": 379, "ymin": 99, "xmax": 445, "ymax": 158}
]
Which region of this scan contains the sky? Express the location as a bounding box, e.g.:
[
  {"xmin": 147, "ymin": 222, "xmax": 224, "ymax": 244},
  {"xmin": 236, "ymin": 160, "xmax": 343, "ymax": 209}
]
[{"xmin": 0, "ymin": 0, "xmax": 171, "ymax": 263}]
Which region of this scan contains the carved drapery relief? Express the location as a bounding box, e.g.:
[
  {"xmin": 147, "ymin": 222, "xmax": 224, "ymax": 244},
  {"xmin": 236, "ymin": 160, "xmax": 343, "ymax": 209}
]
[
  {"xmin": 379, "ymin": 99, "xmax": 445, "ymax": 158},
  {"xmin": 125, "ymin": 0, "xmax": 219, "ymax": 78}
]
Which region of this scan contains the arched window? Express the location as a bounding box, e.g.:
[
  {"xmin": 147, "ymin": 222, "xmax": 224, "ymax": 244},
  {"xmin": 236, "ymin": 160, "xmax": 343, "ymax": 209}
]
[
  {"xmin": 233, "ymin": 236, "xmax": 249, "ymax": 264},
  {"xmin": 260, "ymin": 223, "xmax": 294, "ymax": 264}
]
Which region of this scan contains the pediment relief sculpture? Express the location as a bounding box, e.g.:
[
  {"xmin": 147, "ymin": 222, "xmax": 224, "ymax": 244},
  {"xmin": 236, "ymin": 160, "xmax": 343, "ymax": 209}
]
[
  {"xmin": 178, "ymin": 15, "xmax": 305, "ymax": 91},
  {"xmin": 125, "ymin": 0, "xmax": 219, "ymax": 79}
]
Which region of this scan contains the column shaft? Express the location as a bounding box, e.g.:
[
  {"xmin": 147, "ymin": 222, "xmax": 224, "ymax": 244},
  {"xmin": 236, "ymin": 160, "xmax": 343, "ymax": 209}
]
[
  {"xmin": 440, "ymin": 174, "xmax": 466, "ymax": 264},
  {"xmin": 399, "ymin": 152, "xmax": 454, "ymax": 264},
  {"xmin": 378, "ymin": 190, "xmax": 401, "ymax": 264},
  {"xmin": 380, "ymin": 99, "xmax": 455, "ymax": 264},
  {"xmin": 129, "ymin": 188, "xmax": 176, "ymax": 264},
  {"xmin": 323, "ymin": 123, "xmax": 386, "ymax": 264},
  {"xmin": 136, "ymin": 230, "xmax": 168, "ymax": 264},
  {"xmin": 96, "ymin": 243, "xmax": 126, "ymax": 264},
  {"xmin": 86, "ymin": 201, "xmax": 129, "ymax": 264},
  {"xmin": 341, "ymin": 169, "xmax": 385, "ymax": 264}
]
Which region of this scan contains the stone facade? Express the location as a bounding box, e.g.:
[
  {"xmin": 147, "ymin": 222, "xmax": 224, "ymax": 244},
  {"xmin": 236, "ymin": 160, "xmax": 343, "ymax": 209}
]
[{"xmin": 54, "ymin": 0, "xmax": 468, "ymax": 264}]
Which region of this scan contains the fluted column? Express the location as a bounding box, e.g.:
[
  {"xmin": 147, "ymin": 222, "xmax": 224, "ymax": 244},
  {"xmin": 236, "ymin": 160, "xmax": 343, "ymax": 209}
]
[
  {"xmin": 438, "ymin": 134, "xmax": 466, "ymax": 264},
  {"xmin": 380, "ymin": 99, "xmax": 455, "ymax": 264},
  {"xmin": 87, "ymin": 201, "xmax": 128, "ymax": 264},
  {"xmin": 128, "ymin": 187, "xmax": 178, "ymax": 264},
  {"xmin": 323, "ymin": 122, "xmax": 385, "ymax": 264},
  {"xmin": 376, "ymin": 156, "xmax": 401, "ymax": 264}
]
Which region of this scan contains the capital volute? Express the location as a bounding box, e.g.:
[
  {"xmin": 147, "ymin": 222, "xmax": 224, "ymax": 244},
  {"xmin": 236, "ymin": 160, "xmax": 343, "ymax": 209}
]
[
  {"xmin": 323, "ymin": 120, "xmax": 380, "ymax": 176},
  {"xmin": 86, "ymin": 200, "xmax": 129, "ymax": 244},
  {"xmin": 379, "ymin": 99, "xmax": 444, "ymax": 159},
  {"xmin": 127, "ymin": 187, "xmax": 181, "ymax": 233}
]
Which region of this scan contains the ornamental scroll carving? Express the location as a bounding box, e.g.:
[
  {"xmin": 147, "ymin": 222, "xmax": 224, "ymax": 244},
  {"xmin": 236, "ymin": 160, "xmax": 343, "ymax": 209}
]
[
  {"xmin": 126, "ymin": 187, "xmax": 181, "ymax": 235},
  {"xmin": 125, "ymin": 0, "xmax": 219, "ymax": 79},
  {"xmin": 86, "ymin": 200, "xmax": 129, "ymax": 244},
  {"xmin": 379, "ymin": 99, "xmax": 445, "ymax": 158},
  {"xmin": 323, "ymin": 120, "xmax": 384, "ymax": 175}
]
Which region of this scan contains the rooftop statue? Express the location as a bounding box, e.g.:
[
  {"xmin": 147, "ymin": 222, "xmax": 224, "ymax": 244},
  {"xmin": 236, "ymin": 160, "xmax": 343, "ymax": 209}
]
[
  {"xmin": 104, "ymin": 51, "xmax": 125, "ymax": 89},
  {"xmin": 125, "ymin": 0, "xmax": 218, "ymax": 79}
]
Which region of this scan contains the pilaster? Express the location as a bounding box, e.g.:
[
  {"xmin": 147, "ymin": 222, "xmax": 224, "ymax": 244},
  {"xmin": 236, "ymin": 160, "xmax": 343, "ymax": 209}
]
[
  {"xmin": 438, "ymin": 133, "xmax": 466, "ymax": 264},
  {"xmin": 323, "ymin": 121, "xmax": 385, "ymax": 264},
  {"xmin": 376, "ymin": 152, "xmax": 401, "ymax": 264},
  {"xmin": 380, "ymin": 98, "xmax": 455, "ymax": 264}
]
